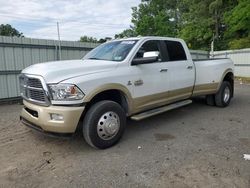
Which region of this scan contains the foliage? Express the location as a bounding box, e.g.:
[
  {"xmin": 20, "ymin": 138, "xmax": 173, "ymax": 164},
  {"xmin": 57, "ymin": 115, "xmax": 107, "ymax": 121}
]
[
  {"xmin": 0, "ymin": 24, "xmax": 24, "ymax": 37},
  {"xmin": 80, "ymin": 35, "xmax": 111, "ymax": 43},
  {"xmin": 116, "ymin": 0, "xmax": 249, "ymax": 50},
  {"xmin": 179, "ymin": 0, "xmax": 214, "ymax": 50},
  {"xmin": 228, "ymin": 37, "xmax": 250, "ymax": 49},
  {"xmin": 115, "ymin": 28, "xmax": 137, "ymax": 38},
  {"xmin": 178, "ymin": 0, "xmax": 236, "ymax": 50},
  {"xmin": 131, "ymin": 0, "xmax": 179, "ymax": 37},
  {"xmin": 80, "ymin": 35, "xmax": 98, "ymax": 43},
  {"xmin": 224, "ymin": 0, "xmax": 250, "ymax": 49}
]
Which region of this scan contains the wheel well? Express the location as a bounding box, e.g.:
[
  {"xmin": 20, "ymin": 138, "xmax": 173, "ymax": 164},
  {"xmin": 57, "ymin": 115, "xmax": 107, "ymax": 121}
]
[
  {"xmin": 85, "ymin": 90, "xmax": 129, "ymax": 115},
  {"xmin": 75, "ymin": 89, "xmax": 129, "ymax": 133},
  {"xmin": 223, "ymin": 72, "xmax": 234, "ymax": 96},
  {"xmin": 75, "ymin": 90, "xmax": 129, "ymax": 134}
]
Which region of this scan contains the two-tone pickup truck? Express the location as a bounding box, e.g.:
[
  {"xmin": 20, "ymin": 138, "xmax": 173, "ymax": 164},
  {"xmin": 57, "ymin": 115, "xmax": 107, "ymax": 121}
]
[{"xmin": 20, "ymin": 36, "xmax": 234, "ymax": 149}]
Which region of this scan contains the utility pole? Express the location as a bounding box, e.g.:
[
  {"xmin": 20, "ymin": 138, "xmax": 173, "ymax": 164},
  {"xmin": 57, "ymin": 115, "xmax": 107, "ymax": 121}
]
[
  {"xmin": 57, "ymin": 22, "xmax": 62, "ymax": 60},
  {"xmin": 211, "ymin": 33, "xmax": 215, "ymax": 58}
]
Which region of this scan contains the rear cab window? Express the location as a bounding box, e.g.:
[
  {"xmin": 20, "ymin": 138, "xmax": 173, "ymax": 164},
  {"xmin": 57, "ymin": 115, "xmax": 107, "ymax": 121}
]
[{"xmin": 165, "ymin": 40, "xmax": 187, "ymax": 61}]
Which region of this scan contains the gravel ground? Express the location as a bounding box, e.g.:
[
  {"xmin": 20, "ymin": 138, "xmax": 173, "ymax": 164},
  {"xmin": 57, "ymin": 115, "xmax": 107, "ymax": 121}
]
[{"xmin": 0, "ymin": 82, "xmax": 250, "ymax": 188}]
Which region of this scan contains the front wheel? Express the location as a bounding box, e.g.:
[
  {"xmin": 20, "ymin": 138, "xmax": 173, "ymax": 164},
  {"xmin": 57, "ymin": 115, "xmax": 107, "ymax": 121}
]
[
  {"xmin": 215, "ymin": 81, "xmax": 232, "ymax": 107},
  {"xmin": 82, "ymin": 100, "xmax": 126, "ymax": 149}
]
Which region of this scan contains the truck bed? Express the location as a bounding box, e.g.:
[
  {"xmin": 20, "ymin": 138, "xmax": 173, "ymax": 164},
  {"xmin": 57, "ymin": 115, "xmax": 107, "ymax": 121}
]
[{"xmin": 192, "ymin": 58, "xmax": 233, "ymax": 96}]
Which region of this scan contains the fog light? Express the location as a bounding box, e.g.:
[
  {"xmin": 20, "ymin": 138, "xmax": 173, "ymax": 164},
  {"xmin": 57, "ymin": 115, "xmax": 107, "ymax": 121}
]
[{"xmin": 50, "ymin": 113, "xmax": 64, "ymax": 121}]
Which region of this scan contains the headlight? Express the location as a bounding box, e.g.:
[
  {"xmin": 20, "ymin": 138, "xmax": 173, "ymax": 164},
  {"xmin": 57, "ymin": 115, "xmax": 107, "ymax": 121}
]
[{"xmin": 48, "ymin": 84, "xmax": 84, "ymax": 101}]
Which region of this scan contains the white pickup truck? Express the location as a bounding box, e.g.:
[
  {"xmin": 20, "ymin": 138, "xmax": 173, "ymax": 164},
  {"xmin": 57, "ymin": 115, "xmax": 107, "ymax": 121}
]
[{"xmin": 20, "ymin": 36, "xmax": 234, "ymax": 149}]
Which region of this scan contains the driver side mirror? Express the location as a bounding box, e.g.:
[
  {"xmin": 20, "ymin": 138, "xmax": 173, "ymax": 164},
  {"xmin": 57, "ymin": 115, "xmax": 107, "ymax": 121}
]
[
  {"xmin": 132, "ymin": 56, "xmax": 158, "ymax": 65},
  {"xmin": 143, "ymin": 51, "xmax": 159, "ymax": 58},
  {"xmin": 132, "ymin": 51, "xmax": 159, "ymax": 65}
]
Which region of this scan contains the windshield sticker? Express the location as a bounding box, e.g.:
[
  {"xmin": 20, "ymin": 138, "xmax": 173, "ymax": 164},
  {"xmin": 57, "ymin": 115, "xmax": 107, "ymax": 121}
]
[
  {"xmin": 121, "ymin": 41, "xmax": 136, "ymax": 45},
  {"xmin": 114, "ymin": 56, "xmax": 123, "ymax": 61}
]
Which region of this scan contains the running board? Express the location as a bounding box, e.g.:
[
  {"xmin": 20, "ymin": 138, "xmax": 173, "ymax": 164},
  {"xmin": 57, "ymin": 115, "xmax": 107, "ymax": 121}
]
[{"xmin": 130, "ymin": 100, "xmax": 192, "ymax": 121}]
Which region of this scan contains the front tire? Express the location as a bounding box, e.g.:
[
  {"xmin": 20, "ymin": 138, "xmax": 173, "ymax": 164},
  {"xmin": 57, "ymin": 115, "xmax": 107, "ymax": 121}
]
[
  {"xmin": 83, "ymin": 100, "xmax": 126, "ymax": 149},
  {"xmin": 215, "ymin": 81, "xmax": 232, "ymax": 107}
]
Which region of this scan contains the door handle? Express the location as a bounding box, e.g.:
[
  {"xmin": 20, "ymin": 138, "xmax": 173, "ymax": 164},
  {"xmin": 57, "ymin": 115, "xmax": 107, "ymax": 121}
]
[
  {"xmin": 160, "ymin": 68, "xmax": 168, "ymax": 72},
  {"xmin": 187, "ymin": 66, "xmax": 193, "ymax": 70}
]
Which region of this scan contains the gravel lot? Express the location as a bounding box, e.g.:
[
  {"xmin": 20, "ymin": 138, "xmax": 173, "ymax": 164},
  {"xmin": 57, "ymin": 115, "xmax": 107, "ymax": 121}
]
[{"xmin": 0, "ymin": 82, "xmax": 250, "ymax": 188}]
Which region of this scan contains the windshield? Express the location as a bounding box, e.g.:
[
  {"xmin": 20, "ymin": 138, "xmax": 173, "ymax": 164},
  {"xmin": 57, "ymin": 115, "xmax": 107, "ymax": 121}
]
[{"xmin": 84, "ymin": 40, "xmax": 138, "ymax": 62}]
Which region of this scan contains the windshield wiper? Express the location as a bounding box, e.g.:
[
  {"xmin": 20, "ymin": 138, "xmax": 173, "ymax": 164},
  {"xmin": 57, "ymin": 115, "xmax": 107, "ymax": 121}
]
[
  {"xmin": 88, "ymin": 57, "xmax": 102, "ymax": 60},
  {"xmin": 87, "ymin": 57, "xmax": 117, "ymax": 62}
]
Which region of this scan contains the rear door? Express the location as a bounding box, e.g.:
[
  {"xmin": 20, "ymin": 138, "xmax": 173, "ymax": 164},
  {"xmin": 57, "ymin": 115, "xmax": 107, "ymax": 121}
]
[{"xmin": 163, "ymin": 40, "xmax": 195, "ymax": 102}]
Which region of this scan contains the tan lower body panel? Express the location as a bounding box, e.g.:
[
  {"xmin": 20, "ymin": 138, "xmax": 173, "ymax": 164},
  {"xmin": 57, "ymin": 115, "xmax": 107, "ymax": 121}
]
[
  {"xmin": 132, "ymin": 86, "xmax": 193, "ymax": 114},
  {"xmin": 21, "ymin": 100, "xmax": 85, "ymax": 133},
  {"xmin": 131, "ymin": 83, "xmax": 219, "ymax": 115},
  {"xmin": 192, "ymin": 83, "xmax": 219, "ymax": 96}
]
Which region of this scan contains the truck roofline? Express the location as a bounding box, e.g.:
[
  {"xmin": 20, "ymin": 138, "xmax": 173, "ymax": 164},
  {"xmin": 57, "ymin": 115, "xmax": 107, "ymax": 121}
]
[{"xmin": 112, "ymin": 36, "xmax": 185, "ymax": 42}]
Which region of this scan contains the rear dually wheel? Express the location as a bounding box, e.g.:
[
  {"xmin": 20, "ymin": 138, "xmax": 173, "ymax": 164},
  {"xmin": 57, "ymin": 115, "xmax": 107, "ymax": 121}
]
[{"xmin": 215, "ymin": 81, "xmax": 232, "ymax": 107}]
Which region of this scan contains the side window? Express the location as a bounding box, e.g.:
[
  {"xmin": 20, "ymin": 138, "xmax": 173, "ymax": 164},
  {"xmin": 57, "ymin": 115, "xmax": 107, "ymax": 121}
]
[
  {"xmin": 165, "ymin": 41, "xmax": 187, "ymax": 61},
  {"xmin": 135, "ymin": 40, "xmax": 162, "ymax": 61}
]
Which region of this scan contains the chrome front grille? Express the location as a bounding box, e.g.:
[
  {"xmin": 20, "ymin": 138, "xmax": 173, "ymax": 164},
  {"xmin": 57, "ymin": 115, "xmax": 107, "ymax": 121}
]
[
  {"xmin": 27, "ymin": 78, "xmax": 43, "ymax": 88},
  {"xmin": 29, "ymin": 89, "xmax": 46, "ymax": 101},
  {"xmin": 19, "ymin": 74, "xmax": 50, "ymax": 106}
]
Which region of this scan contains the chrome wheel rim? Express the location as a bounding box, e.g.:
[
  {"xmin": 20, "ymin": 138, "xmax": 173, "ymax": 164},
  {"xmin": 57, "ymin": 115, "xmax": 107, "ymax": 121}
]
[
  {"xmin": 223, "ymin": 87, "xmax": 230, "ymax": 103},
  {"xmin": 97, "ymin": 111, "xmax": 120, "ymax": 140}
]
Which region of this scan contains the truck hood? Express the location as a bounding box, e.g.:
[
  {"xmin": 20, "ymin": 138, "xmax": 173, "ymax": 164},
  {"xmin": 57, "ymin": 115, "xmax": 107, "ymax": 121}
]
[{"xmin": 22, "ymin": 59, "xmax": 118, "ymax": 83}]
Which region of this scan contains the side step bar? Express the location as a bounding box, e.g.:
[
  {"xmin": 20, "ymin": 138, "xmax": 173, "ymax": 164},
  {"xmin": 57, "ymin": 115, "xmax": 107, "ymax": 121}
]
[{"xmin": 130, "ymin": 99, "xmax": 192, "ymax": 121}]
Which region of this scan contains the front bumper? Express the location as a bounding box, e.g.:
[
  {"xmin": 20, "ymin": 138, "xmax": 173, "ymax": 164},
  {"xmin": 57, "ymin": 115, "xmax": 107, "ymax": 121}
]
[{"xmin": 20, "ymin": 100, "xmax": 85, "ymax": 133}]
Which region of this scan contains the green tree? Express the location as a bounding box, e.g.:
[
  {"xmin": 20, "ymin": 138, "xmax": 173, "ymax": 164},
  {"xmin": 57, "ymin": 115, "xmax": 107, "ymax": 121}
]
[
  {"xmin": 115, "ymin": 28, "xmax": 137, "ymax": 38},
  {"xmin": 80, "ymin": 36, "xmax": 112, "ymax": 43},
  {"xmin": 179, "ymin": 0, "xmax": 236, "ymax": 50},
  {"xmin": 80, "ymin": 35, "xmax": 98, "ymax": 43},
  {"xmin": 131, "ymin": 0, "xmax": 179, "ymax": 37},
  {"xmin": 116, "ymin": 0, "xmax": 248, "ymax": 50},
  {"xmin": 125, "ymin": 0, "xmax": 226, "ymax": 50},
  {"xmin": 178, "ymin": 0, "xmax": 213, "ymax": 50},
  {"xmin": 0, "ymin": 24, "xmax": 24, "ymax": 37},
  {"xmin": 224, "ymin": 0, "xmax": 250, "ymax": 49},
  {"xmin": 209, "ymin": 0, "xmax": 237, "ymax": 50}
]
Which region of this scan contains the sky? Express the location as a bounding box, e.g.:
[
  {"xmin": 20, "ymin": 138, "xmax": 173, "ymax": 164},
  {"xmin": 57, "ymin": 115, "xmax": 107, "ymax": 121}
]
[{"xmin": 0, "ymin": 0, "xmax": 140, "ymax": 41}]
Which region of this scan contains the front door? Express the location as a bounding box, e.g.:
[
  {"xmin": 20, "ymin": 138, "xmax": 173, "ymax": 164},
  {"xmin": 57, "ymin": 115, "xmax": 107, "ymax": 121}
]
[{"xmin": 130, "ymin": 40, "xmax": 170, "ymax": 113}]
